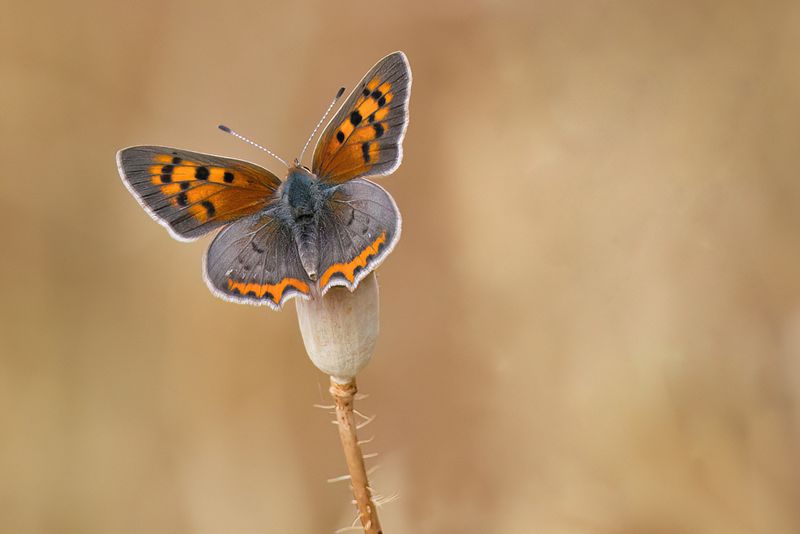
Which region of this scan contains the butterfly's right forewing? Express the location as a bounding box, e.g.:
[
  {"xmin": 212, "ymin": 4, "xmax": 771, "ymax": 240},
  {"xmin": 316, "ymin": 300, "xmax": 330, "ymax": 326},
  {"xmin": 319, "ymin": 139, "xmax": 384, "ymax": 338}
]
[{"xmin": 312, "ymin": 52, "xmax": 411, "ymax": 184}]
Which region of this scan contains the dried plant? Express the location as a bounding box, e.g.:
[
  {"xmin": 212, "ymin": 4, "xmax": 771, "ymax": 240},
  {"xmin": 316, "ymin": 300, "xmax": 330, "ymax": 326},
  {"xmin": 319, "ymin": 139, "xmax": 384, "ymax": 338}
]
[{"xmin": 297, "ymin": 272, "xmax": 384, "ymax": 533}]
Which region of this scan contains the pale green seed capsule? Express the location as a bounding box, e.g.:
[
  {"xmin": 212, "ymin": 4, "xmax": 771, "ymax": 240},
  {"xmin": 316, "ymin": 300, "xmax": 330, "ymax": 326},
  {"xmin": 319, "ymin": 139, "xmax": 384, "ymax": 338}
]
[{"xmin": 295, "ymin": 273, "xmax": 379, "ymax": 381}]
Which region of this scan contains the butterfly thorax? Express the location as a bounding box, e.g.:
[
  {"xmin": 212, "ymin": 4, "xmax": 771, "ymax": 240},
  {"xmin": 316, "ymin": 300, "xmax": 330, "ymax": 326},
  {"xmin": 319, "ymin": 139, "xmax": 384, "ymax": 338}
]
[{"xmin": 277, "ymin": 166, "xmax": 328, "ymax": 281}]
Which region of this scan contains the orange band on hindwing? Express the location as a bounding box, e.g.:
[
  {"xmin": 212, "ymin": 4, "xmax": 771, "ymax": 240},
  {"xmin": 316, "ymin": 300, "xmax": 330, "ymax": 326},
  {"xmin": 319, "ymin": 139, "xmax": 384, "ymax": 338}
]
[
  {"xmin": 319, "ymin": 232, "xmax": 387, "ymax": 287},
  {"xmin": 226, "ymin": 277, "xmax": 310, "ymax": 304}
]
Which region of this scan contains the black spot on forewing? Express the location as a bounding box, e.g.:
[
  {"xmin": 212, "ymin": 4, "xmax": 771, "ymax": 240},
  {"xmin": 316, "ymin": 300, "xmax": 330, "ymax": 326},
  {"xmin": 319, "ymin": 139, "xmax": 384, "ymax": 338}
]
[
  {"xmin": 350, "ymin": 111, "xmax": 362, "ymax": 126},
  {"xmin": 361, "ymin": 142, "xmax": 371, "ymax": 163},
  {"xmin": 336, "ymin": 131, "xmax": 345, "ymax": 143},
  {"xmin": 172, "ymin": 156, "xmax": 182, "ymax": 165},
  {"xmin": 177, "ymin": 192, "xmax": 188, "ymax": 206},
  {"xmin": 195, "ymin": 166, "xmax": 210, "ymax": 180},
  {"xmin": 202, "ymin": 200, "xmax": 216, "ymax": 217},
  {"xmin": 180, "ymin": 182, "xmax": 191, "ymax": 190},
  {"xmin": 373, "ymin": 123, "xmax": 384, "ymax": 138},
  {"xmin": 160, "ymin": 165, "xmax": 174, "ymax": 183},
  {"xmin": 223, "ymin": 172, "xmax": 234, "ymax": 183}
]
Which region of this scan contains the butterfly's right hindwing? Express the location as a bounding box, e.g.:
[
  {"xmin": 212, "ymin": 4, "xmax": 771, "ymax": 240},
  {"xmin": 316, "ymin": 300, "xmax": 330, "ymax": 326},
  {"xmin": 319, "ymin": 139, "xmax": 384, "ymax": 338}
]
[{"xmin": 316, "ymin": 178, "xmax": 401, "ymax": 294}]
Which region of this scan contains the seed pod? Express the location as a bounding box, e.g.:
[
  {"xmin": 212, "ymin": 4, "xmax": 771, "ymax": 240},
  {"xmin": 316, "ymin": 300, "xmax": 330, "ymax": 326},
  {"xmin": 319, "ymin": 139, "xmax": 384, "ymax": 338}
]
[{"xmin": 295, "ymin": 272, "xmax": 379, "ymax": 382}]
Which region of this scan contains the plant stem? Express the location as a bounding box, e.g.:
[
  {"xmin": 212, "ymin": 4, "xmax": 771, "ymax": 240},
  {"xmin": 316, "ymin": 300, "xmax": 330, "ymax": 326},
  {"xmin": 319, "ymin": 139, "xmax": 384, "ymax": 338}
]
[{"xmin": 330, "ymin": 378, "xmax": 382, "ymax": 534}]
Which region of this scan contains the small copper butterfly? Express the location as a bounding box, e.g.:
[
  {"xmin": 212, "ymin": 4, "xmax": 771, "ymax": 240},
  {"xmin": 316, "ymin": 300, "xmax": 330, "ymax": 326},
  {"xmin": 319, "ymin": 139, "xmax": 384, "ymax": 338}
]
[{"xmin": 117, "ymin": 52, "xmax": 411, "ymax": 309}]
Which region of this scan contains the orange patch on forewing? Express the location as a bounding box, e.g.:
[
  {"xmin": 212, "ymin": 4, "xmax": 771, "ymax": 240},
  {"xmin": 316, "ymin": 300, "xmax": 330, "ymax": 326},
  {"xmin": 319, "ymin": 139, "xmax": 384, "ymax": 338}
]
[
  {"xmin": 373, "ymin": 108, "xmax": 389, "ymax": 122},
  {"xmin": 338, "ymin": 120, "xmax": 355, "ymax": 139},
  {"xmin": 171, "ymin": 166, "xmax": 196, "ymax": 181},
  {"xmin": 208, "ymin": 167, "xmax": 233, "ymax": 183},
  {"xmin": 368, "ymin": 142, "xmax": 380, "ymax": 162},
  {"xmin": 357, "ymin": 98, "xmax": 379, "ymax": 119},
  {"xmin": 348, "ymin": 127, "xmax": 378, "ymax": 144},
  {"xmin": 321, "ymin": 146, "xmax": 374, "ymax": 181},
  {"xmin": 185, "ymin": 183, "xmax": 219, "ymax": 203},
  {"xmin": 160, "ymin": 183, "xmax": 180, "ymax": 196},
  {"xmin": 352, "ymin": 80, "xmax": 379, "ymax": 110},
  {"xmin": 150, "ymin": 165, "xmax": 163, "ymax": 184},
  {"xmin": 226, "ymin": 277, "xmax": 309, "ymax": 304},
  {"xmin": 319, "ymin": 232, "xmax": 387, "ymax": 287},
  {"xmin": 356, "ymin": 81, "xmax": 392, "ymax": 118},
  {"xmin": 186, "ymin": 183, "xmax": 221, "ymax": 222},
  {"xmin": 154, "ymin": 155, "xmax": 172, "ymax": 164},
  {"xmin": 318, "ymin": 119, "xmax": 356, "ymax": 164}
]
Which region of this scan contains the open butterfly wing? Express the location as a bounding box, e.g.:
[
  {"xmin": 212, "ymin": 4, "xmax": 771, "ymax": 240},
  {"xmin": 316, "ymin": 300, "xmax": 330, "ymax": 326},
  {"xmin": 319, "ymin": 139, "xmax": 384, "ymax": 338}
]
[
  {"xmin": 117, "ymin": 146, "xmax": 281, "ymax": 241},
  {"xmin": 312, "ymin": 52, "xmax": 411, "ymax": 184},
  {"xmin": 203, "ymin": 212, "xmax": 312, "ymax": 309},
  {"xmin": 316, "ymin": 178, "xmax": 401, "ymax": 294}
]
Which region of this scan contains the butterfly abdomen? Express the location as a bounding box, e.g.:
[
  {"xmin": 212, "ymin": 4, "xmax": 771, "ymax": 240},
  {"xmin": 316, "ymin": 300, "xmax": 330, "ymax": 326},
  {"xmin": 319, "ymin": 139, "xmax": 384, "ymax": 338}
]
[
  {"xmin": 292, "ymin": 221, "xmax": 319, "ymax": 281},
  {"xmin": 280, "ymin": 166, "xmax": 327, "ymax": 281}
]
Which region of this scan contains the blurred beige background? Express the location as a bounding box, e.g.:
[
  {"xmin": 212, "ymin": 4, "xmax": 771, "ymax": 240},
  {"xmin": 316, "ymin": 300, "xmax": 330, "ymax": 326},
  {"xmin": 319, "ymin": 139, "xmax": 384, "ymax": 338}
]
[{"xmin": 3, "ymin": 1, "xmax": 800, "ymax": 532}]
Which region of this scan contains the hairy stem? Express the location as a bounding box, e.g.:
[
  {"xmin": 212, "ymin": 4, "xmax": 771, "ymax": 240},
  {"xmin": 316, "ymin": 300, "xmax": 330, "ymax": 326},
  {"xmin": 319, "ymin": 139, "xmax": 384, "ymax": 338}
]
[{"xmin": 330, "ymin": 378, "xmax": 382, "ymax": 534}]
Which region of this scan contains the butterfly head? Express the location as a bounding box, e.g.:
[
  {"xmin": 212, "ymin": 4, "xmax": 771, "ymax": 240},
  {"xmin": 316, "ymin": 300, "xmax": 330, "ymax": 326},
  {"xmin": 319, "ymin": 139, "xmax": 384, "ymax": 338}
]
[
  {"xmin": 282, "ymin": 165, "xmax": 322, "ymax": 221},
  {"xmin": 292, "ymin": 158, "xmax": 312, "ymax": 172}
]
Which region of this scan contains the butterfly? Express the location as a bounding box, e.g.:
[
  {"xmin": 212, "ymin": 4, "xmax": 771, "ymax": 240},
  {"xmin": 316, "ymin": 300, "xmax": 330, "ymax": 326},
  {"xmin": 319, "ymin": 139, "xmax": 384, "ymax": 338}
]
[{"xmin": 117, "ymin": 52, "xmax": 410, "ymax": 310}]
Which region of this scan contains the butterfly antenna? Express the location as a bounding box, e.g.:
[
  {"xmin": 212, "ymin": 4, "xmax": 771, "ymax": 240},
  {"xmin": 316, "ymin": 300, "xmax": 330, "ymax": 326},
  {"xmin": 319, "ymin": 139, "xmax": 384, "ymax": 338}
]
[
  {"xmin": 296, "ymin": 86, "xmax": 346, "ymax": 165},
  {"xmin": 217, "ymin": 125, "xmax": 289, "ymax": 168}
]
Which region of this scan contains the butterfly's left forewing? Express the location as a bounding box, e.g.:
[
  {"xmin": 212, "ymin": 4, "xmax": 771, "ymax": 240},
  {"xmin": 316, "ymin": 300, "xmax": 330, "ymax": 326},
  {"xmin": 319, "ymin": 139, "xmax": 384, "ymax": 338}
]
[{"xmin": 117, "ymin": 146, "xmax": 281, "ymax": 241}]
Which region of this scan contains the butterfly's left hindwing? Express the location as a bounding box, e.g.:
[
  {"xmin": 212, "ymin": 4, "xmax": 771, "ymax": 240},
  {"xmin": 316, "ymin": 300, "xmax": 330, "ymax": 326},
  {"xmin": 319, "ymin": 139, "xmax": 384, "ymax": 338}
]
[
  {"xmin": 317, "ymin": 178, "xmax": 401, "ymax": 294},
  {"xmin": 117, "ymin": 146, "xmax": 281, "ymax": 241},
  {"xmin": 204, "ymin": 212, "xmax": 312, "ymax": 309}
]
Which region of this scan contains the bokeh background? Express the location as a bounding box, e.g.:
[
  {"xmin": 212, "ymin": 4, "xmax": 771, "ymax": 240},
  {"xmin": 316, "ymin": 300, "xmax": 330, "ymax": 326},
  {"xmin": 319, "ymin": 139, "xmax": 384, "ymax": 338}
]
[{"xmin": 3, "ymin": 1, "xmax": 800, "ymax": 532}]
